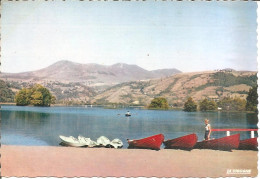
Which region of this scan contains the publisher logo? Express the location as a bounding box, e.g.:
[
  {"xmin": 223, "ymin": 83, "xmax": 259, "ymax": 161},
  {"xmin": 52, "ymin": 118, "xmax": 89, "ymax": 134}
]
[{"xmin": 227, "ymin": 169, "xmax": 251, "ymax": 175}]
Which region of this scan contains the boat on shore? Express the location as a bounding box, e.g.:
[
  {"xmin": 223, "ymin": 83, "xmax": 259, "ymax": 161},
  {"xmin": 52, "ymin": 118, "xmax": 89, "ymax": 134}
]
[
  {"xmin": 110, "ymin": 138, "xmax": 123, "ymax": 148},
  {"xmin": 78, "ymin": 135, "xmax": 98, "ymax": 147},
  {"xmin": 194, "ymin": 133, "xmax": 240, "ymax": 151},
  {"xmin": 59, "ymin": 135, "xmax": 87, "ymax": 147},
  {"xmin": 96, "ymin": 136, "xmax": 111, "ymax": 147},
  {"xmin": 164, "ymin": 133, "xmax": 198, "ymax": 150},
  {"xmin": 238, "ymin": 138, "xmax": 258, "ymax": 150},
  {"xmin": 60, "ymin": 135, "xmax": 123, "ymax": 148},
  {"xmin": 127, "ymin": 134, "xmax": 164, "ymax": 150}
]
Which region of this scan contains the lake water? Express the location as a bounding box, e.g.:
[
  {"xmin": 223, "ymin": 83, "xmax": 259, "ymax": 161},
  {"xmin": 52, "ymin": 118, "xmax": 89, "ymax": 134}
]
[{"xmin": 1, "ymin": 105, "xmax": 258, "ymax": 148}]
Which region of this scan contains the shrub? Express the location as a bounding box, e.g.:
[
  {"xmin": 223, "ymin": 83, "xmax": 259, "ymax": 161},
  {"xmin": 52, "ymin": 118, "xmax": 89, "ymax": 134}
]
[{"xmin": 184, "ymin": 97, "xmax": 197, "ymax": 112}]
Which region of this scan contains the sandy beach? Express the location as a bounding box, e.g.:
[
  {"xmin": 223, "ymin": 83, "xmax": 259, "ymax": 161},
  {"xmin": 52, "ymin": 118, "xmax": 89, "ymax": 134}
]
[{"xmin": 1, "ymin": 145, "xmax": 258, "ymax": 177}]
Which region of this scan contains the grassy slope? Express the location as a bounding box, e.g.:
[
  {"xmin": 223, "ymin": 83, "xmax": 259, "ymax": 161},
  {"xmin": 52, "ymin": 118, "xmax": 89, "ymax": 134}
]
[
  {"xmin": 1, "ymin": 71, "xmax": 257, "ymax": 106},
  {"xmin": 91, "ymin": 71, "xmax": 257, "ymax": 106}
]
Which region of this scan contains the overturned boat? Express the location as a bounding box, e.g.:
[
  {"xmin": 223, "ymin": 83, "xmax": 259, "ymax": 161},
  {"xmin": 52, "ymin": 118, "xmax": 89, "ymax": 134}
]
[
  {"xmin": 194, "ymin": 134, "xmax": 240, "ymax": 151},
  {"xmin": 96, "ymin": 136, "xmax": 111, "ymax": 147},
  {"xmin": 96, "ymin": 136, "xmax": 123, "ymax": 148},
  {"xmin": 238, "ymin": 138, "xmax": 258, "ymax": 151},
  {"xmin": 78, "ymin": 135, "xmax": 98, "ymax": 147},
  {"xmin": 127, "ymin": 134, "xmax": 164, "ymax": 150},
  {"xmin": 59, "ymin": 135, "xmax": 87, "ymax": 147},
  {"xmin": 164, "ymin": 133, "xmax": 198, "ymax": 150},
  {"xmin": 60, "ymin": 135, "xmax": 123, "ymax": 148},
  {"xmin": 110, "ymin": 138, "xmax": 123, "ymax": 148}
]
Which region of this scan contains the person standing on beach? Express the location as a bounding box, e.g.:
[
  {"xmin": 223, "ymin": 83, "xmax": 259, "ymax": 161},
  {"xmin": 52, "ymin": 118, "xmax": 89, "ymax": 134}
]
[{"xmin": 204, "ymin": 119, "xmax": 211, "ymax": 140}]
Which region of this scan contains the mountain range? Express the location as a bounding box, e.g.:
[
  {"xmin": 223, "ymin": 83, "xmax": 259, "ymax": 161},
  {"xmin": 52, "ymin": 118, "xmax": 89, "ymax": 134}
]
[
  {"xmin": 0, "ymin": 60, "xmax": 257, "ymax": 106},
  {"xmin": 1, "ymin": 60, "xmax": 181, "ymax": 86}
]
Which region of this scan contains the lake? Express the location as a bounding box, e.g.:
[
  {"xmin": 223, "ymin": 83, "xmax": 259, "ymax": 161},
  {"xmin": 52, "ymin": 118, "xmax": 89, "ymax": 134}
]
[{"xmin": 1, "ymin": 105, "xmax": 258, "ymax": 148}]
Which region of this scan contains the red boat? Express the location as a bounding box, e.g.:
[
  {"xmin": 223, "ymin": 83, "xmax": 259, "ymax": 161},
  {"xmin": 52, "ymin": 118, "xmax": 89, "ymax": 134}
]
[
  {"xmin": 239, "ymin": 138, "xmax": 258, "ymax": 150},
  {"xmin": 194, "ymin": 133, "xmax": 240, "ymax": 151},
  {"xmin": 164, "ymin": 133, "xmax": 198, "ymax": 150},
  {"xmin": 127, "ymin": 134, "xmax": 164, "ymax": 150}
]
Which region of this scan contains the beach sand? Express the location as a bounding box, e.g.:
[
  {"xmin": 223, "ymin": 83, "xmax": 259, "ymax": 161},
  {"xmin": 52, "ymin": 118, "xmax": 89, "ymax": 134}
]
[{"xmin": 1, "ymin": 145, "xmax": 258, "ymax": 177}]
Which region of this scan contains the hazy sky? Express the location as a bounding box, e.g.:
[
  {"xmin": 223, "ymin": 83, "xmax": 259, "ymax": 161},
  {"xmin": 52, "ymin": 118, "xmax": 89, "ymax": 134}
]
[{"xmin": 1, "ymin": 1, "xmax": 257, "ymax": 73}]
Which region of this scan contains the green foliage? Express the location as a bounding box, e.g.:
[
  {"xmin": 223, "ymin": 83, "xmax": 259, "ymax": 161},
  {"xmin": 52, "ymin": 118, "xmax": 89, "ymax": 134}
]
[
  {"xmin": 246, "ymin": 85, "xmax": 258, "ymax": 112},
  {"xmin": 212, "ymin": 72, "xmax": 257, "ymax": 87},
  {"xmin": 31, "ymin": 91, "xmax": 43, "ymax": 106},
  {"xmin": 15, "ymin": 88, "xmax": 30, "ymax": 106},
  {"xmin": 199, "ymin": 99, "xmax": 208, "ymax": 111},
  {"xmin": 195, "ymin": 73, "xmax": 257, "ymax": 92},
  {"xmin": 15, "ymin": 84, "xmax": 55, "ymax": 106},
  {"xmin": 208, "ymin": 100, "xmax": 218, "ymax": 110},
  {"xmin": 218, "ymin": 97, "xmax": 246, "ymax": 111},
  {"xmin": 0, "ymin": 80, "xmax": 15, "ymax": 102},
  {"xmin": 184, "ymin": 97, "xmax": 197, "ymax": 112},
  {"xmin": 148, "ymin": 97, "xmax": 169, "ymax": 110},
  {"xmin": 199, "ymin": 98, "xmax": 217, "ymax": 111}
]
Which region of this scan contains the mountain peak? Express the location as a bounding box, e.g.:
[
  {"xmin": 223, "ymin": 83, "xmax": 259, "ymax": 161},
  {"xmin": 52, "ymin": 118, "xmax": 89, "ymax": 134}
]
[
  {"xmin": 52, "ymin": 60, "xmax": 76, "ymax": 66},
  {"xmin": 112, "ymin": 63, "xmax": 130, "ymax": 68}
]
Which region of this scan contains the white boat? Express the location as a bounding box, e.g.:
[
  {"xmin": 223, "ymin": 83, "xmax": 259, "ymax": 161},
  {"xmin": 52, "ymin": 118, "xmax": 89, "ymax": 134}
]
[
  {"xmin": 59, "ymin": 135, "xmax": 87, "ymax": 147},
  {"xmin": 125, "ymin": 111, "xmax": 131, "ymax": 116},
  {"xmin": 60, "ymin": 135, "xmax": 123, "ymax": 149},
  {"xmin": 97, "ymin": 136, "xmax": 111, "ymax": 147},
  {"xmin": 78, "ymin": 135, "xmax": 97, "ymax": 147},
  {"xmin": 110, "ymin": 138, "xmax": 123, "ymax": 148}
]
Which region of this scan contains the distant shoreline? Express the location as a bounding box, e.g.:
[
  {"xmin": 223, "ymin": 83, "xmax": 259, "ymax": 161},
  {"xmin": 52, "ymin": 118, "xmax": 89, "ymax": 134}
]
[{"xmin": 0, "ymin": 103, "xmax": 256, "ymax": 113}]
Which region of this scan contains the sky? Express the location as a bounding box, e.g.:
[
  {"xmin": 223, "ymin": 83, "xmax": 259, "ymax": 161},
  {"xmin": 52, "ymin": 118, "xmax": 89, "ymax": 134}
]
[{"xmin": 1, "ymin": 1, "xmax": 257, "ymax": 73}]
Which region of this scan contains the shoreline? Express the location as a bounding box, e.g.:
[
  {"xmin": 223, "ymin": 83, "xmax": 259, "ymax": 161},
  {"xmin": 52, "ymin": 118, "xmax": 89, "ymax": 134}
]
[
  {"xmin": 0, "ymin": 103, "xmax": 257, "ymax": 113},
  {"xmin": 0, "ymin": 104, "xmax": 257, "ymax": 113},
  {"xmin": 1, "ymin": 145, "xmax": 257, "ymax": 177}
]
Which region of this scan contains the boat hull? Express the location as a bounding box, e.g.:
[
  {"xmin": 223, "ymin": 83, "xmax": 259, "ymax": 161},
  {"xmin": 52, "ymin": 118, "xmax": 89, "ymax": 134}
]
[
  {"xmin": 239, "ymin": 138, "xmax": 258, "ymax": 150},
  {"xmin": 128, "ymin": 134, "xmax": 164, "ymax": 150},
  {"xmin": 164, "ymin": 133, "xmax": 198, "ymax": 150},
  {"xmin": 59, "ymin": 135, "xmax": 86, "ymax": 147},
  {"xmin": 194, "ymin": 134, "xmax": 240, "ymax": 151}
]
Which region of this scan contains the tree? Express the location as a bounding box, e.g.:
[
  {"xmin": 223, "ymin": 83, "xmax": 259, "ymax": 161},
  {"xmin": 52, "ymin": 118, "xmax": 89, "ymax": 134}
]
[
  {"xmin": 184, "ymin": 97, "xmax": 197, "ymax": 112},
  {"xmin": 246, "ymin": 85, "xmax": 258, "ymax": 112},
  {"xmin": 148, "ymin": 97, "xmax": 169, "ymax": 110},
  {"xmin": 0, "ymin": 80, "xmax": 15, "ymax": 102},
  {"xmin": 218, "ymin": 96, "xmax": 246, "ymax": 111},
  {"xmin": 208, "ymin": 100, "xmax": 217, "ymax": 110},
  {"xmin": 31, "ymin": 91, "xmax": 43, "ymax": 106},
  {"xmin": 233, "ymin": 97, "xmax": 246, "ymax": 111},
  {"xmin": 51, "ymin": 96, "xmax": 56, "ymax": 104},
  {"xmin": 15, "ymin": 84, "xmax": 55, "ymax": 107},
  {"xmin": 15, "ymin": 88, "xmax": 30, "ymax": 106},
  {"xmin": 33, "ymin": 84, "xmax": 53, "ymax": 106},
  {"xmin": 199, "ymin": 98, "xmax": 217, "ymax": 111},
  {"xmin": 199, "ymin": 99, "xmax": 208, "ymax": 111}
]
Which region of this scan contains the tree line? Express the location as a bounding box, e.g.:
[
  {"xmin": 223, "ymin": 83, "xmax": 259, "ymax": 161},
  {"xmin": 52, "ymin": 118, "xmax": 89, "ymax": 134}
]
[
  {"xmin": 148, "ymin": 86, "xmax": 258, "ymax": 112},
  {"xmin": 183, "ymin": 86, "xmax": 258, "ymax": 112}
]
